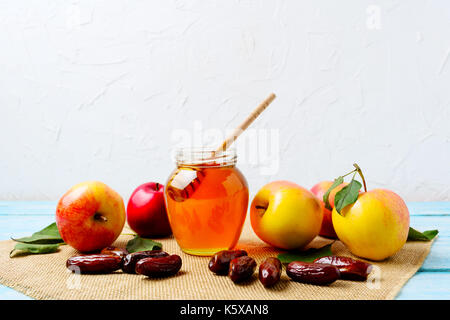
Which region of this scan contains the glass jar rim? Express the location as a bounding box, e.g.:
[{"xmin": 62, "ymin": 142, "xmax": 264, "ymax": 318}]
[{"xmin": 173, "ymin": 147, "xmax": 237, "ymax": 168}]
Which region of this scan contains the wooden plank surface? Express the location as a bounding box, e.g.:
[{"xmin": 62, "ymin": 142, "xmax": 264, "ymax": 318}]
[{"xmin": 0, "ymin": 201, "xmax": 448, "ymax": 300}]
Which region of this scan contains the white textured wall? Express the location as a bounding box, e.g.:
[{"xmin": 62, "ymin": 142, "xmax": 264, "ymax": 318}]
[{"xmin": 1, "ymin": 1, "xmax": 449, "ymax": 201}]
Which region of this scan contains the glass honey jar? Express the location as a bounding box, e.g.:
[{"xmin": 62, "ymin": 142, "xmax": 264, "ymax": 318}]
[{"xmin": 164, "ymin": 148, "xmax": 249, "ymax": 256}]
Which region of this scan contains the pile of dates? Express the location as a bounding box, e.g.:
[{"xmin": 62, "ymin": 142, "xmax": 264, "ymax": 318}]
[
  {"xmin": 208, "ymin": 250, "xmax": 282, "ymax": 286},
  {"xmin": 66, "ymin": 246, "xmax": 182, "ymax": 278},
  {"xmin": 208, "ymin": 250, "xmax": 373, "ymax": 286}
]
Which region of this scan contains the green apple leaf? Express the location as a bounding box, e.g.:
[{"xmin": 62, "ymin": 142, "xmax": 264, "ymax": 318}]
[
  {"xmin": 334, "ymin": 179, "xmax": 362, "ymax": 214},
  {"xmin": 323, "ymin": 176, "xmax": 344, "ymax": 210},
  {"xmin": 126, "ymin": 235, "xmax": 162, "ymax": 253},
  {"xmin": 10, "ymin": 222, "xmax": 65, "ymax": 257},
  {"xmin": 277, "ymin": 243, "xmax": 333, "ymax": 264},
  {"xmin": 11, "ymin": 222, "xmax": 64, "ymax": 244},
  {"xmin": 408, "ymin": 227, "xmax": 438, "ymax": 241},
  {"xmin": 10, "ymin": 243, "xmax": 61, "ymax": 258}
]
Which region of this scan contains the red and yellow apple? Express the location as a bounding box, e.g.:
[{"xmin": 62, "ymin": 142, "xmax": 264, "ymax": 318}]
[
  {"xmin": 310, "ymin": 181, "xmax": 347, "ymax": 238},
  {"xmin": 332, "ymin": 189, "xmax": 410, "ymax": 261},
  {"xmin": 56, "ymin": 181, "xmax": 126, "ymax": 252},
  {"xmin": 250, "ymin": 181, "xmax": 323, "ymax": 250},
  {"xmin": 127, "ymin": 182, "xmax": 172, "ymax": 237}
]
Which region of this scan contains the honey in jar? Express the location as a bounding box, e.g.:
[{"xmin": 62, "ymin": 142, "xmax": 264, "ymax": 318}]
[{"xmin": 164, "ymin": 148, "xmax": 249, "ymax": 256}]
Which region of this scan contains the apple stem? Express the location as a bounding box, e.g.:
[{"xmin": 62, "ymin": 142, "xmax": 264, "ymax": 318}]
[
  {"xmin": 94, "ymin": 213, "xmax": 108, "ymax": 222},
  {"xmin": 156, "ymin": 182, "xmax": 159, "ymax": 190},
  {"xmin": 353, "ymin": 163, "xmax": 368, "ymax": 192},
  {"xmin": 254, "ymin": 204, "xmax": 268, "ymax": 217}
]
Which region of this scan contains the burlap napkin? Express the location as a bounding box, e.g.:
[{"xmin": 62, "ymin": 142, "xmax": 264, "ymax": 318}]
[{"xmin": 0, "ymin": 220, "xmax": 434, "ymax": 300}]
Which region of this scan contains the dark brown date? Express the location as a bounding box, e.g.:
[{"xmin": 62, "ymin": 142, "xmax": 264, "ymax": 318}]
[
  {"xmin": 286, "ymin": 261, "xmax": 340, "ymax": 285},
  {"xmin": 100, "ymin": 246, "xmax": 129, "ymax": 260},
  {"xmin": 314, "ymin": 256, "xmax": 373, "ymax": 281},
  {"xmin": 122, "ymin": 250, "xmax": 170, "ymax": 274},
  {"xmin": 135, "ymin": 254, "xmax": 182, "ymax": 278},
  {"xmin": 258, "ymin": 257, "xmax": 282, "ymax": 287},
  {"xmin": 66, "ymin": 254, "xmax": 122, "ymax": 274},
  {"xmin": 228, "ymin": 256, "xmax": 257, "ymax": 283},
  {"xmin": 208, "ymin": 249, "xmax": 248, "ymax": 274}
]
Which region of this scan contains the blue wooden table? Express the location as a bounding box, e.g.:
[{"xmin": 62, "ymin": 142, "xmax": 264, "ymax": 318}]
[{"xmin": 0, "ymin": 201, "xmax": 448, "ymax": 300}]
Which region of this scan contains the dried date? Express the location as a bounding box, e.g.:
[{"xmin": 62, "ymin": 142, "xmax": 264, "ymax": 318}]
[
  {"xmin": 66, "ymin": 254, "xmax": 122, "ymax": 274},
  {"xmin": 314, "ymin": 256, "xmax": 373, "ymax": 281},
  {"xmin": 208, "ymin": 249, "xmax": 248, "ymax": 274},
  {"xmin": 258, "ymin": 257, "xmax": 282, "ymax": 287},
  {"xmin": 135, "ymin": 254, "xmax": 182, "ymax": 278},
  {"xmin": 122, "ymin": 250, "xmax": 170, "ymax": 274},
  {"xmin": 286, "ymin": 261, "xmax": 340, "ymax": 285},
  {"xmin": 228, "ymin": 256, "xmax": 257, "ymax": 283}
]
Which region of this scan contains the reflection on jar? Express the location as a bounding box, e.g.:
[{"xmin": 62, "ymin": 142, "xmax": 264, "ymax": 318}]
[{"xmin": 164, "ymin": 148, "xmax": 249, "ymax": 256}]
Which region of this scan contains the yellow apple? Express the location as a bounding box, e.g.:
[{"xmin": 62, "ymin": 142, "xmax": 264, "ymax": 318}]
[
  {"xmin": 250, "ymin": 181, "xmax": 323, "ymax": 250},
  {"xmin": 332, "ymin": 189, "xmax": 410, "ymax": 261}
]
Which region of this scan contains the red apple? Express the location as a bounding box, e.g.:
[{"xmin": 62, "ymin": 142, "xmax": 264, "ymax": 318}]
[
  {"xmin": 56, "ymin": 181, "xmax": 126, "ymax": 252},
  {"xmin": 127, "ymin": 182, "xmax": 172, "ymax": 237},
  {"xmin": 310, "ymin": 181, "xmax": 347, "ymax": 239}
]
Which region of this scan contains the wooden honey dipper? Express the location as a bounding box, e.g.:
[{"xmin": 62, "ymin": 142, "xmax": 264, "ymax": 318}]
[{"xmin": 167, "ymin": 93, "xmax": 276, "ymax": 202}]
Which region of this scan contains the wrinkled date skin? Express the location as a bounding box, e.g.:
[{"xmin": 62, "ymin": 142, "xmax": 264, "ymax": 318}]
[
  {"xmin": 135, "ymin": 254, "xmax": 182, "ymax": 278},
  {"xmin": 100, "ymin": 246, "xmax": 129, "ymax": 260},
  {"xmin": 286, "ymin": 261, "xmax": 340, "ymax": 285},
  {"xmin": 208, "ymin": 250, "xmax": 248, "ymax": 275},
  {"xmin": 314, "ymin": 256, "xmax": 373, "ymax": 281},
  {"xmin": 228, "ymin": 256, "xmax": 257, "ymax": 283},
  {"xmin": 259, "ymin": 257, "xmax": 282, "ymax": 287},
  {"xmin": 122, "ymin": 250, "xmax": 170, "ymax": 274},
  {"xmin": 66, "ymin": 254, "xmax": 122, "ymax": 274}
]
